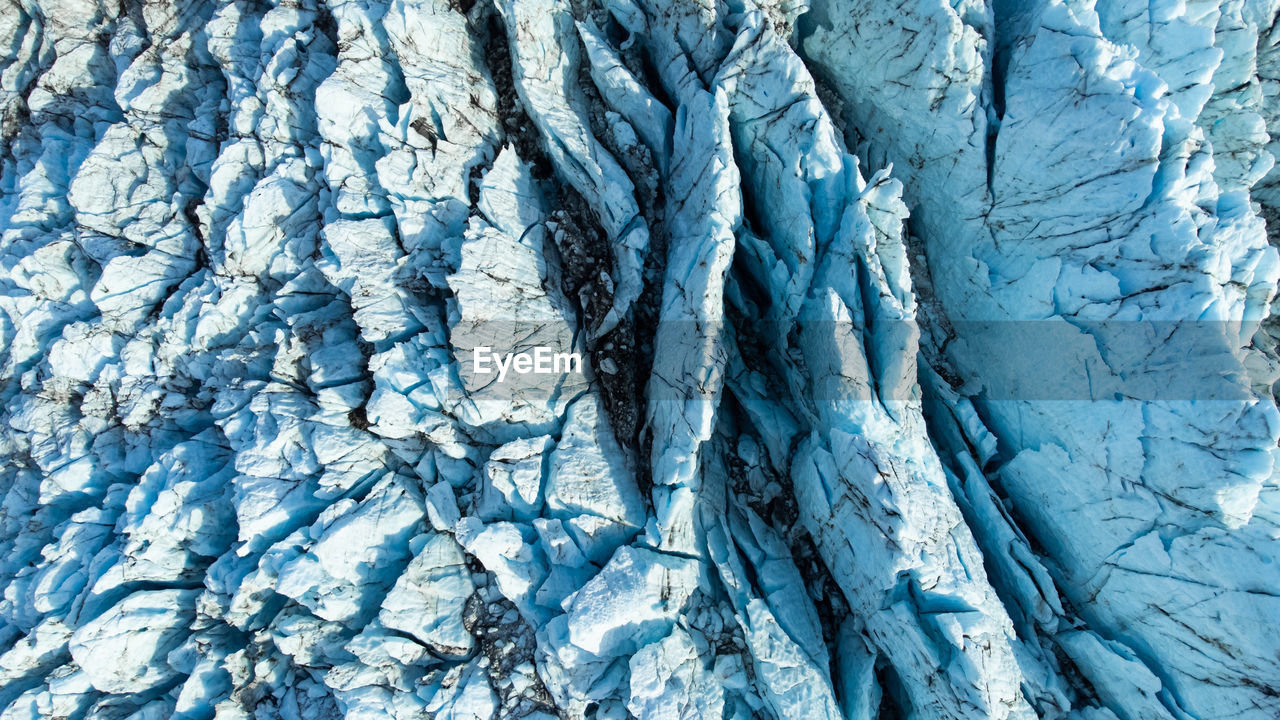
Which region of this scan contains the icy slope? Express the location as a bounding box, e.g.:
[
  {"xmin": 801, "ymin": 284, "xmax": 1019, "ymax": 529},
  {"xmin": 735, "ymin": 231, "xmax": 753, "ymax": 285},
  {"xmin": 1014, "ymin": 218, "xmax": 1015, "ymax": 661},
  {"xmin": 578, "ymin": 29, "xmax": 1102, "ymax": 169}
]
[{"xmin": 0, "ymin": 0, "xmax": 1278, "ymax": 719}]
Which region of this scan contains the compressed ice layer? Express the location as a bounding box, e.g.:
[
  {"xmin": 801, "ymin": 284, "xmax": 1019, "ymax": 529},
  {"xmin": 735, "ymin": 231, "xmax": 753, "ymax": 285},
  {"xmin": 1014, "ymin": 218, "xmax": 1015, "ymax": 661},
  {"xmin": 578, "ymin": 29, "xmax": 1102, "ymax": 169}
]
[{"xmin": 2, "ymin": 0, "xmax": 1279, "ymax": 718}]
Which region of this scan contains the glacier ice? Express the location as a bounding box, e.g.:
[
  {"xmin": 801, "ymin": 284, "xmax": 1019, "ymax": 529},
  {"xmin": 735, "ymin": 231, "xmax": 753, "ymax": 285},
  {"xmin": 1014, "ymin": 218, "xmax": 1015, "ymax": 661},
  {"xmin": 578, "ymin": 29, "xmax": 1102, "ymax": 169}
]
[{"xmin": 2, "ymin": 0, "xmax": 1280, "ymax": 718}]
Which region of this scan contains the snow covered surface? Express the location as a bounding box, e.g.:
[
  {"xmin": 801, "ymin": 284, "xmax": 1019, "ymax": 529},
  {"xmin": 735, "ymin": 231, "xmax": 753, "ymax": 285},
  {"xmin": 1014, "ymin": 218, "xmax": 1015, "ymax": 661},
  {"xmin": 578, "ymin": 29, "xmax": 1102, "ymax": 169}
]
[{"xmin": 1, "ymin": 0, "xmax": 1279, "ymax": 718}]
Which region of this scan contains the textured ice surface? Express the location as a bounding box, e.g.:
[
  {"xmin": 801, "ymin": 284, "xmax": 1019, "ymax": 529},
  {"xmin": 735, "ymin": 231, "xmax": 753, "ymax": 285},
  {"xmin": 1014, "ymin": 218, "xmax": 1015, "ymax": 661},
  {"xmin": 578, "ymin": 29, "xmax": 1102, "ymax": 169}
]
[{"xmin": 2, "ymin": 0, "xmax": 1280, "ymax": 719}]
